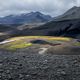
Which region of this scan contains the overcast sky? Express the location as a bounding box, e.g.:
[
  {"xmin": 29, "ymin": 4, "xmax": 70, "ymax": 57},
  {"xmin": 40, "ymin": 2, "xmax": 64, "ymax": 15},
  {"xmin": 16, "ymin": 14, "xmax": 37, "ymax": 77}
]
[{"xmin": 0, "ymin": 0, "xmax": 79, "ymax": 17}]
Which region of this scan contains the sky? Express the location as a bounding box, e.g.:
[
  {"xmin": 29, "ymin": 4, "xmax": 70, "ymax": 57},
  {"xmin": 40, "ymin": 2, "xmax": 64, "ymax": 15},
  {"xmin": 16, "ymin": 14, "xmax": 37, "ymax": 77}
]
[{"xmin": 0, "ymin": 0, "xmax": 79, "ymax": 17}]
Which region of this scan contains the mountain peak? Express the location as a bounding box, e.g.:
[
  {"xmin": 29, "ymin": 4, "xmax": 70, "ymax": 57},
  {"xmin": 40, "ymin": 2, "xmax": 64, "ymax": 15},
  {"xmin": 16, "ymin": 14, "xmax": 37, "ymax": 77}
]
[
  {"xmin": 29, "ymin": 11, "xmax": 45, "ymax": 17},
  {"xmin": 54, "ymin": 6, "xmax": 80, "ymax": 21},
  {"xmin": 0, "ymin": 11, "xmax": 52, "ymax": 25},
  {"xmin": 71, "ymin": 6, "xmax": 78, "ymax": 9},
  {"xmin": 69, "ymin": 6, "xmax": 80, "ymax": 11},
  {"xmin": 34, "ymin": 11, "xmax": 42, "ymax": 14}
]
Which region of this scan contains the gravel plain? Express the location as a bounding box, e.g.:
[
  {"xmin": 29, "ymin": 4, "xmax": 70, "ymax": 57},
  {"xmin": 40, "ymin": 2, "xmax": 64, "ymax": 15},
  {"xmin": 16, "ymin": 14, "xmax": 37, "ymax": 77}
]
[{"xmin": 0, "ymin": 46, "xmax": 80, "ymax": 80}]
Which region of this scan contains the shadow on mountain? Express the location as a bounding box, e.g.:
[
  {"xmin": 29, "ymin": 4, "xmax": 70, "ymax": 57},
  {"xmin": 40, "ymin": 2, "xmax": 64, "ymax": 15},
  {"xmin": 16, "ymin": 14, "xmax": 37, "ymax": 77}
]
[{"xmin": 18, "ymin": 19, "xmax": 80, "ymax": 39}]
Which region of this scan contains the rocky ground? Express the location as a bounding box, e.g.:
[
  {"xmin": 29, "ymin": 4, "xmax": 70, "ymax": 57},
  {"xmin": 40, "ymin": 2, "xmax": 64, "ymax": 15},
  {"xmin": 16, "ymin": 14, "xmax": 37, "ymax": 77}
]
[{"xmin": 0, "ymin": 46, "xmax": 80, "ymax": 80}]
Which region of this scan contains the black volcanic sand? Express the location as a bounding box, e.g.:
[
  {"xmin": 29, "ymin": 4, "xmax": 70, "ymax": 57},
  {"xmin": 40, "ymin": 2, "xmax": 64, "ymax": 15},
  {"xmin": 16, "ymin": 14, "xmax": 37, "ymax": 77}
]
[{"xmin": 0, "ymin": 46, "xmax": 80, "ymax": 80}]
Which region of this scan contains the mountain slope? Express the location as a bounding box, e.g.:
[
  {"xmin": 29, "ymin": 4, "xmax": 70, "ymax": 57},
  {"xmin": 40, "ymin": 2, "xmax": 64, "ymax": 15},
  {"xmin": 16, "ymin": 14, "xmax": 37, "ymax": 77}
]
[
  {"xmin": 18, "ymin": 19, "xmax": 79, "ymax": 38},
  {"xmin": 0, "ymin": 25, "xmax": 17, "ymax": 41},
  {"xmin": 20, "ymin": 6, "xmax": 80, "ymax": 38},
  {"xmin": 54, "ymin": 6, "xmax": 80, "ymax": 21},
  {"xmin": 0, "ymin": 12, "xmax": 52, "ymax": 25}
]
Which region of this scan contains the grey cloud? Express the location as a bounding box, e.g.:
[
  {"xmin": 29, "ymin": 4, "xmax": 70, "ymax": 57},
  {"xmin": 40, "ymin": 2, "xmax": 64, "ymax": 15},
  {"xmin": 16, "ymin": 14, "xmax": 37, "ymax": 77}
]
[{"xmin": 0, "ymin": 0, "xmax": 78, "ymax": 17}]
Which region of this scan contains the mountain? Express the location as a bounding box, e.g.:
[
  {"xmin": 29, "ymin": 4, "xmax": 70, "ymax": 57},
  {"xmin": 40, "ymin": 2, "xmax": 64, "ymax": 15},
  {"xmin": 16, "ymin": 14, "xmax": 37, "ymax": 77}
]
[
  {"xmin": 17, "ymin": 6, "xmax": 80, "ymax": 39},
  {"xmin": 0, "ymin": 24, "xmax": 19, "ymax": 41},
  {"xmin": 54, "ymin": 6, "xmax": 80, "ymax": 21},
  {"xmin": 17, "ymin": 19, "xmax": 80, "ymax": 38},
  {"xmin": 1, "ymin": 6, "xmax": 80, "ymax": 39},
  {"xmin": 0, "ymin": 12, "xmax": 52, "ymax": 26}
]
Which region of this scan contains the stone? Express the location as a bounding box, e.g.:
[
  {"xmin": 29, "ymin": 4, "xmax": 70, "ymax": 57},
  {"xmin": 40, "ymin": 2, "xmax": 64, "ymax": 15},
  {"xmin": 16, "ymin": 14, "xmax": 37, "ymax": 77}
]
[
  {"xmin": 8, "ymin": 78, "xmax": 14, "ymax": 80},
  {"xmin": 19, "ymin": 64, "xmax": 23, "ymax": 67},
  {"xmin": 0, "ymin": 63, "xmax": 2, "ymax": 66},
  {"xmin": 6, "ymin": 70, "xmax": 10, "ymax": 74},
  {"xmin": 23, "ymin": 56, "xmax": 26, "ymax": 58},
  {"xmin": 60, "ymin": 71, "xmax": 66, "ymax": 75},
  {"xmin": 19, "ymin": 74, "xmax": 23, "ymax": 79},
  {"xmin": 14, "ymin": 58, "xmax": 18, "ymax": 61},
  {"xmin": 0, "ymin": 75, "xmax": 2, "ymax": 78},
  {"xmin": 0, "ymin": 69, "xmax": 3, "ymax": 73}
]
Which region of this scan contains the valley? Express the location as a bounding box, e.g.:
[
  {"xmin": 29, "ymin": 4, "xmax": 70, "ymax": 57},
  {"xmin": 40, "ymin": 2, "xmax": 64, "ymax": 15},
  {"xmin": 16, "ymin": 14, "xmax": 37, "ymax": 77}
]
[{"xmin": 0, "ymin": 6, "xmax": 80, "ymax": 80}]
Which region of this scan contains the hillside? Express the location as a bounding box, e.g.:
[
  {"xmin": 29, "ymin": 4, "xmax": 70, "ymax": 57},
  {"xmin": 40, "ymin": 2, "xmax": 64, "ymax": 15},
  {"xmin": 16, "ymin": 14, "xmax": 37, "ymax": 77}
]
[
  {"xmin": 22, "ymin": 6, "xmax": 80, "ymax": 38},
  {"xmin": 0, "ymin": 24, "xmax": 20, "ymax": 41},
  {"xmin": 17, "ymin": 19, "xmax": 80, "ymax": 38},
  {"xmin": 54, "ymin": 6, "xmax": 80, "ymax": 21},
  {"xmin": 0, "ymin": 36, "xmax": 80, "ymax": 54}
]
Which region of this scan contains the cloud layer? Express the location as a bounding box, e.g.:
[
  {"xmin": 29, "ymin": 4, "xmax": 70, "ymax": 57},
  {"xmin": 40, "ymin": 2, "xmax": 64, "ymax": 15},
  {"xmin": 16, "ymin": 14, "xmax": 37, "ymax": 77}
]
[{"xmin": 0, "ymin": 0, "xmax": 78, "ymax": 17}]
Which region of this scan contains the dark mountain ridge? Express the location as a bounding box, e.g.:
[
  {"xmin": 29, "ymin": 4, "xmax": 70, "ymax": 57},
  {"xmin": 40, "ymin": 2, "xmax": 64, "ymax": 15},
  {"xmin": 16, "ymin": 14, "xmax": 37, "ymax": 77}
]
[
  {"xmin": 16, "ymin": 6, "xmax": 80, "ymax": 38},
  {"xmin": 17, "ymin": 19, "xmax": 80, "ymax": 38},
  {"xmin": 54, "ymin": 6, "xmax": 80, "ymax": 21},
  {"xmin": 21, "ymin": 6, "xmax": 80, "ymax": 38}
]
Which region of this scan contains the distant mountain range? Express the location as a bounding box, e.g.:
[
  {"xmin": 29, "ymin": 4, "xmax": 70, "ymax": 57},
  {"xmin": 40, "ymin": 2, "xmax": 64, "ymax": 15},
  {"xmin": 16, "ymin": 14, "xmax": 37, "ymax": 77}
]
[{"xmin": 0, "ymin": 12, "xmax": 52, "ymax": 26}]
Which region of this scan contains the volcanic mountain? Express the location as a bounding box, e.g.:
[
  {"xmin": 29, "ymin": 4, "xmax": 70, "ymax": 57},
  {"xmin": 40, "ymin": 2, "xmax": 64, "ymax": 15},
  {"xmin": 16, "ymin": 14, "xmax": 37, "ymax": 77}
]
[
  {"xmin": 20, "ymin": 6, "xmax": 80, "ymax": 39},
  {"xmin": 1, "ymin": 6, "xmax": 80, "ymax": 40},
  {"xmin": 54, "ymin": 6, "xmax": 80, "ymax": 21},
  {"xmin": 0, "ymin": 12, "xmax": 52, "ymax": 26}
]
